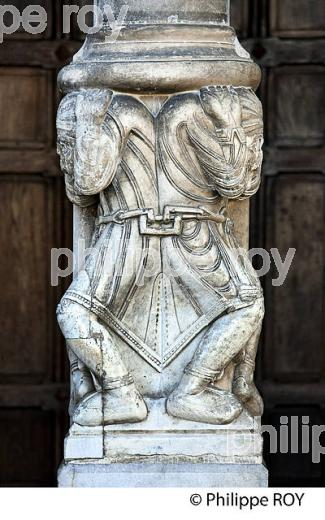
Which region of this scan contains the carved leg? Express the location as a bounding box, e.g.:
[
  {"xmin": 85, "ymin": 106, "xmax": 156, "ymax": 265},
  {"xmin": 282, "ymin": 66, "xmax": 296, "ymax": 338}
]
[
  {"xmin": 67, "ymin": 347, "xmax": 95, "ymax": 417},
  {"xmin": 232, "ymin": 321, "xmax": 264, "ymax": 417},
  {"xmin": 167, "ymin": 298, "xmax": 264, "ymax": 424},
  {"xmin": 57, "ymin": 299, "xmax": 148, "ymax": 426}
]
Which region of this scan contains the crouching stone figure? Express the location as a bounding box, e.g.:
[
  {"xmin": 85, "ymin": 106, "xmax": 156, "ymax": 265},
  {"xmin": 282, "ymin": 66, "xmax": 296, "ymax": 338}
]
[{"xmin": 57, "ymin": 85, "xmax": 264, "ymax": 427}]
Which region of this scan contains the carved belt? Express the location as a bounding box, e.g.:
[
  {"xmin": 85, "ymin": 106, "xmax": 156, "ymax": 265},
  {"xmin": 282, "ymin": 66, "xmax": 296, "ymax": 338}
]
[{"xmin": 96, "ymin": 206, "xmax": 226, "ymax": 236}]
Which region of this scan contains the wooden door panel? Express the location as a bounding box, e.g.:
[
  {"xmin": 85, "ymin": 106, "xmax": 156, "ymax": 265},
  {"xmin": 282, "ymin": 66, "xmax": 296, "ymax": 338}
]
[
  {"xmin": 270, "ymin": 0, "xmax": 325, "ymax": 38},
  {"xmin": 253, "ymin": 0, "xmax": 325, "ymax": 487},
  {"xmin": 263, "ymin": 174, "xmax": 325, "ymax": 383},
  {"xmin": 263, "ymin": 407, "xmax": 325, "ymax": 486},
  {"xmin": 3, "ymin": 0, "xmax": 53, "ymax": 40},
  {"xmin": 0, "ymin": 4, "xmax": 70, "ymax": 480},
  {"xmin": 0, "ymin": 177, "xmax": 57, "ymax": 383},
  {"xmin": 0, "ymin": 408, "xmax": 55, "ymax": 486},
  {"xmin": 268, "ymin": 66, "xmax": 325, "ymax": 147},
  {"xmin": 0, "ymin": 68, "xmax": 52, "ymax": 148},
  {"xmin": 230, "ymin": 0, "xmax": 249, "ymax": 37}
]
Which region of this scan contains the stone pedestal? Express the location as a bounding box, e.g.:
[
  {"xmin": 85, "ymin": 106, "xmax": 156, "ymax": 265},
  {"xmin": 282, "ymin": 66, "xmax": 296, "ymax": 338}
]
[
  {"xmin": 57, "ymin": 0, "xmax": 268, "ymax": 487},
  {"xmin": 58, "ymin": 399, "xmax": 267, "ymax": 486}
]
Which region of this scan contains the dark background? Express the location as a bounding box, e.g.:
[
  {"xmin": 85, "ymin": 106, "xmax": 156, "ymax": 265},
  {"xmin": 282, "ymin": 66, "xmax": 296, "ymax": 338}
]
[{"xmin": 0, "ymin": 0, "xmax": 324, "ymax": 487}]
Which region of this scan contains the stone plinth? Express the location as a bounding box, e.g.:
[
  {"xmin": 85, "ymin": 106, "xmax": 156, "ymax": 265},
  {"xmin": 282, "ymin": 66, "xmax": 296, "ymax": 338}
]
[
  {"xmin": 58, "ymin": 399, "xmax": 267, "ymax": 487},
  {"xmin": 58, "ymin": 462, "xmax": 268, "ymax": 488}
]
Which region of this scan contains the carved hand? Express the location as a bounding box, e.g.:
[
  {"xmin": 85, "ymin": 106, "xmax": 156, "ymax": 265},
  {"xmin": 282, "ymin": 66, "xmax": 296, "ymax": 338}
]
[
  {"xmin": 201, "ymin": 86, "xmax": 242, "ymax": 129},
  {"xmin": 76, "ymin": 89, "xmax": 113, "ymax": 125}
]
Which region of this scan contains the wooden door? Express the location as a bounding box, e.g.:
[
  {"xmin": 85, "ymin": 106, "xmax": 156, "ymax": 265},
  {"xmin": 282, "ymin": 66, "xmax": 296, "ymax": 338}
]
[
  {"xmin": 234, "ymin": 0, "xmax": 325, "ymax": 486},
  {"xmin": 0, "ymin": 1, "xmax": 73, "ymax": 487},
  {"xmin": 0, "ymin": 0, "xmax": 324, "ymax": 486}
]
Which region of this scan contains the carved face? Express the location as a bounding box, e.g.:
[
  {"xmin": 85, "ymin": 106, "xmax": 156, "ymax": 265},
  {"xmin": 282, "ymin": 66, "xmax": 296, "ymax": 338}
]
[
  {"xmin": 247, "ymin": 134, "xmax": 264, "ymax": 175},
  {"xmin": 57, "ymin": 131, "xmax": 75, "ymax": 176},
  {"xmin": 56, "ymin": 92, "xmax": 78, "ymax": 176}
]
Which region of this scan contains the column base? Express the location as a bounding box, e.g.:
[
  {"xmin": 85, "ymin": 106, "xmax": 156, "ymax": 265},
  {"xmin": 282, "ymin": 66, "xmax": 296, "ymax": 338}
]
[
  {"xmin": 63, "ymin": 398, "xmax": 263, "ymax": 463},
  {"xmin": 58, "ymin": 461, "xmax": 268, "ymax": 488},
  {"xmin": 58, "ymin": 399, "xmax": 268, "ymax": 487}
]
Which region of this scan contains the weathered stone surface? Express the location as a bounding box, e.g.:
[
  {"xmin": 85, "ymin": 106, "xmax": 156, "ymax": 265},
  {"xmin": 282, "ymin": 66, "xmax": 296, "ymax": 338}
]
[
  {"xmin": 58, "ymin": 462, "xmax": 268, "ymax": 488},
  {"xmin": 64, "ymin": 399, "xmax": 263, "ymax": 463},
  {"xmin": 56, "ymin": 0, "xmax": 267, "ymax": 487}
]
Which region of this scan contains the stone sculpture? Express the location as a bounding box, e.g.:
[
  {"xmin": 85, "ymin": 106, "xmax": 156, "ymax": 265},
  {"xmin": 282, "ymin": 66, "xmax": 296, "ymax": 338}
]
[{"xmin": 57, "ymin": 0, "xmax": 267, "ymax": 487}]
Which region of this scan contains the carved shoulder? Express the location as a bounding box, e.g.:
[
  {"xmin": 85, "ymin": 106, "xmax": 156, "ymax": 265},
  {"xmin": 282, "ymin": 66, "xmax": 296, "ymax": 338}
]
[
  {"xmin": 57, "ymin": 92, "xmax": 96, "ymax": 207},
  {"xmin": 185, "ymin": 86, "xmax": 263, "ymax": 199}
]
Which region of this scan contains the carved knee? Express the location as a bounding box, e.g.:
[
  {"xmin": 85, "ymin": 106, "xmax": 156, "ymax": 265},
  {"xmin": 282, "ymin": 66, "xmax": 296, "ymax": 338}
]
[
  {"xmin": 244, "ymin": 298, "xmax": 265, "ymax": 330},
  {"xmin": 57, "ymin": 299, "xmax": 102, "ymax": 341}
]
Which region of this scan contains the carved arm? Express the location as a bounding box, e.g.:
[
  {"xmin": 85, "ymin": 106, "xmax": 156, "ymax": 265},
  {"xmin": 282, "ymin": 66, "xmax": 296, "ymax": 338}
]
[
  {"xmin": 189, "ymin": 86, "xmax": 263, "ymax": 200},
  {"xmin": 57, "ymin": 88, "xmax": 127, "ymax": 204}
]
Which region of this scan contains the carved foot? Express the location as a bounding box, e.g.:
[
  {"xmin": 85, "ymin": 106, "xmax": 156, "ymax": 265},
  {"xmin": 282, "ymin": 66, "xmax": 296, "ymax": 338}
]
[
  {"xmin": 233, "ymin": 377, "xmax": 264, "ymax": 417},
  {"xmin": 72, "ymin": 384, "xmax": 148, "ymax": 426},
  {"xmin": 69, "ymin": 368, "xmax": 94, "ymax": 416},
  {"xmin": 72, "ymin": 369, "xmax": 94, "ymax": 403},
  {"xmin": 166, "ymin": 387, "xmax": 243, "ymax": 425}
]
